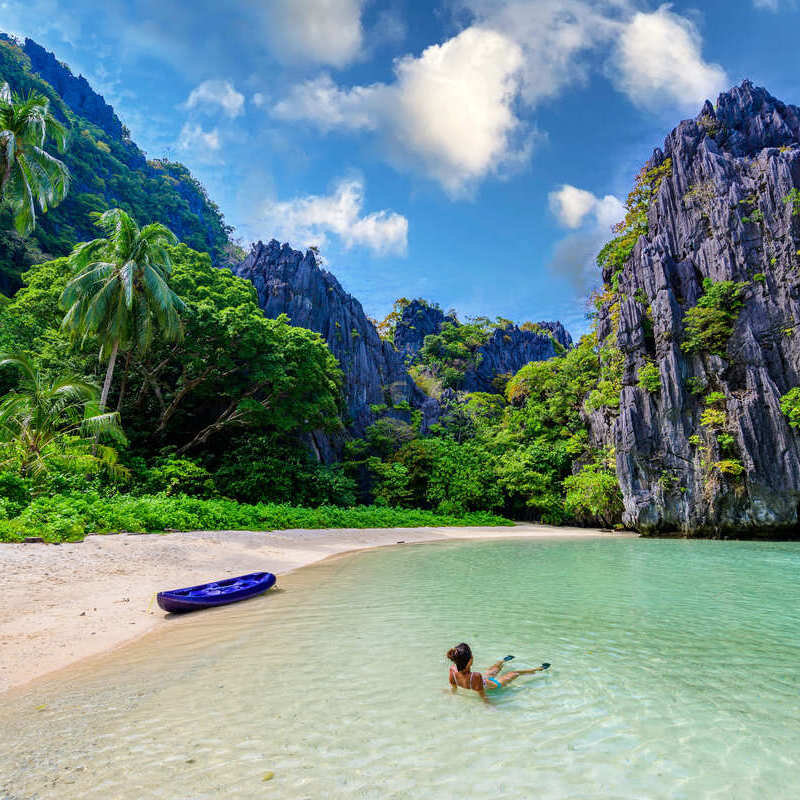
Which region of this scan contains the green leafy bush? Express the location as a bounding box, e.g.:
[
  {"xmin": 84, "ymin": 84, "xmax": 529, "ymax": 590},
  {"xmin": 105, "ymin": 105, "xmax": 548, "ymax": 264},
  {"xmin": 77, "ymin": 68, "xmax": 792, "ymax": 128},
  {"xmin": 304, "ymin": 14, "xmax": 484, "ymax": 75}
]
[
  {"xmin": 700, "ymin": 407, "xmax": 727, "ymax": 429},
  {"xmin": 0, "ymin": 470, "xmax": 31, "ymax": 516},
  {"xmin": 779, "ymin": 388, "xmax": 800, "ymax": 429},
  {"xmin": 741, "ymin": 209, "xmax": 764, "ymax": 225},
  {"xmin": 212, "ymin": 436, "xmax": 357, "ymax": 507},
  {"xmin": 371, "ymin": 437, "xmax": 502, "ymax": 513},
  {"xmin": 685, "ymin": 376, "xmax": 706, "ymax": 395},
  {"xmin": 681, "ymin": 278, "xmax": 747, "ymax": 356},
  {"xmin": 143, "ymin": 458, "xmax": 215, "ymax": 497},
  {"xmin": 637, "ymin": 360, "xmax": 661, "ymax": 393},
  {"xmin": 713, "ymin": 459, "xmax": 744, "ymax": 477},
  {"xmin": 0, "ymin": 492, "xmax": 513, "ymax": 543},
  {"xmin": 563, "ymin": 463, "xmax": 624, "ymax": 527},
  {"xmin": 783, "ymin": 188, "xmax": 800, "ymax": 216}
]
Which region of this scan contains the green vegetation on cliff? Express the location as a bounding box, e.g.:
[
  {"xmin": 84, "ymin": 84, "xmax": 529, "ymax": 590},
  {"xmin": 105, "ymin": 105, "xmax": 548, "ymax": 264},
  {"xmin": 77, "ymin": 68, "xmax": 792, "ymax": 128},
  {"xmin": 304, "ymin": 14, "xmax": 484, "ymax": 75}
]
[{"xmin": 0, "ymin": 37, "xmax": 234, "ymax": 294}]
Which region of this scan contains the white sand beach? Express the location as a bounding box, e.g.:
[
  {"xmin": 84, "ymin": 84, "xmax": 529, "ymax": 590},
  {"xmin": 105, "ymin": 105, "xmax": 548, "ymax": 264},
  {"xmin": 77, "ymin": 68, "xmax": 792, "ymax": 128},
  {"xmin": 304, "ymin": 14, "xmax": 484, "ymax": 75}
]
[{"xmin": 0, "ymin": 524, "xmax": 626, "ymax": 694}]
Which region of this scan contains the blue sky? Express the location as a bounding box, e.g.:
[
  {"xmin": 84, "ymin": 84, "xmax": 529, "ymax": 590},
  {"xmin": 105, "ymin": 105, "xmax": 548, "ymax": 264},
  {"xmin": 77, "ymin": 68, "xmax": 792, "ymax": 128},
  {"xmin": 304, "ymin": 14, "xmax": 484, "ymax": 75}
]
[{"xmin": 3, "ymin": 0, "xmax": 799, "ymax": 335}]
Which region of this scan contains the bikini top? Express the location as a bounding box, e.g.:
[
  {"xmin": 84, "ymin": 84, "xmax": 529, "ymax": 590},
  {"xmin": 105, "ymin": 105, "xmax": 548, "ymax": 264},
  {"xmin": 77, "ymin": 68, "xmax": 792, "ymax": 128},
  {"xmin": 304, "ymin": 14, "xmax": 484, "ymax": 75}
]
[{"xmin": 451, "ymin": 666, "xmax": 483, "ymax": 690}]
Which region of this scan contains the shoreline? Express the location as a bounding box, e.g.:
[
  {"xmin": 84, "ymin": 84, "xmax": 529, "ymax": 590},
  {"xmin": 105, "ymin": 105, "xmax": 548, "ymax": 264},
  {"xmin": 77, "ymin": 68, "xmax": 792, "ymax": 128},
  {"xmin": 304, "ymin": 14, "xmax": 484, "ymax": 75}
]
[{"xmin": 0, "ymin": 524, "xmax": 627, "ymax": 695}]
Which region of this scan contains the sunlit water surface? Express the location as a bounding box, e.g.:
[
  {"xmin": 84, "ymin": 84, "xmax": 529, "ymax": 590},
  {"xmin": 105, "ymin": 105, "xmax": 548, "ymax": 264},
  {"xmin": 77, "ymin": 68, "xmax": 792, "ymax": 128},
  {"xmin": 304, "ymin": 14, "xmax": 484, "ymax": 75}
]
[{"xmin": 2, "ymin": 537, "xmax": 800, "ymax": 799}]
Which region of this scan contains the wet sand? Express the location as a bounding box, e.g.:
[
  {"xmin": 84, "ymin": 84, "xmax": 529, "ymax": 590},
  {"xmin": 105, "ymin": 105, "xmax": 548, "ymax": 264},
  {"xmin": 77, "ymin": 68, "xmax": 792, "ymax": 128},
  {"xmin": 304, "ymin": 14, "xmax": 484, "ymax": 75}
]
[{"xmin": 0, "ymin": 524, "xmax": 625, "ymax": 694}]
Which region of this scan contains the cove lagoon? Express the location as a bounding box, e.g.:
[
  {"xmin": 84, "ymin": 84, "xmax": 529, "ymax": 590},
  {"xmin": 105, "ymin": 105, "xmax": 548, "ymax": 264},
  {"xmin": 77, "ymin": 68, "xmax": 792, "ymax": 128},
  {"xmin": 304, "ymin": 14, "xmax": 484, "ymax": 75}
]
[{"xmin": 2, "ymin": 536, "xmax": 799, "ymax": 799}]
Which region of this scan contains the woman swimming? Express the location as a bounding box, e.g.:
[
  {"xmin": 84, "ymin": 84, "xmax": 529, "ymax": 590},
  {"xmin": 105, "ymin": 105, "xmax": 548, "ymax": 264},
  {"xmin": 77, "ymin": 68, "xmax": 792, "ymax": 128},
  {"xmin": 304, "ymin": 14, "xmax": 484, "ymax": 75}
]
[{"xmin": 447, "ymin": 642, "xmax": 548, "ymax": 700}]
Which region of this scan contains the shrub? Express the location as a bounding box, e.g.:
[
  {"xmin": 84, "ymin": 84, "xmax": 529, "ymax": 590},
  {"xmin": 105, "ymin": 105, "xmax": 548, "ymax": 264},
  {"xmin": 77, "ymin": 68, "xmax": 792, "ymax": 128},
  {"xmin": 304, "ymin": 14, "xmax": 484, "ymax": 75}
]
[
  {"xmin": 0, "ymin": 470, "xmax": 31, "ymax": 516},
  {"xmin": 783, "ymin": 188, "xmax": 800, "ymax": 216},
  {"xmin": 585, "ymin": 379, "xmax": 621, "ymax": 412},
  {"xmin": 741, "ymin": 209, "xmax": 764, "ymax": 225},
  {"xmin": 700, "ymin": 407, "xmax": 727, "ymax": 429},
  {"xmin": 563, "ymin": 464, "xmax": 623, "ymax": 527},
  {"xmin": 213, "ymin": 437, "xmax": 358, "ymax": 507},
  {"xmin": 637, "ymin": 360, "xmax": 661, "ymax": 393},
  {"xmin": 716, "ymin": 432, "xmax": 736, "ymax": 452},
  {"xmin": 685, "ymin": 376, "xmax": 706, "ymax": 395},
  {"xmin": 681, "ymin": 278, "xmax": 747, "ymax": 356},
  {"xmin": 713, "ymin": 459, "xmax": 744, "ymax": 477},
  {"xmin": 780, "ymin": 388, "xmax": 800, "ymax": 429},
  {"xmin": 0, "ymin": 492, "xmax": 513, "ymax": 543},
  {"xmin": 143, "ymin": 458, "xmax": 216, "ymax": 497},
  {"xmin": 364, "ymin": 418, "xmax": 417, "ymax": 458}
]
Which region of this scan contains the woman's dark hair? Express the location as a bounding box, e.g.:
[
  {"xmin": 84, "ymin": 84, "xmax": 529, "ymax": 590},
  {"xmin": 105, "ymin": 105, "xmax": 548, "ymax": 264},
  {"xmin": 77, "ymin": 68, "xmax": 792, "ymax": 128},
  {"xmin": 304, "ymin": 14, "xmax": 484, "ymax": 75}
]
[{"xmin": 447, "ymin": 642, "xmax": 472, "ymax": 671}]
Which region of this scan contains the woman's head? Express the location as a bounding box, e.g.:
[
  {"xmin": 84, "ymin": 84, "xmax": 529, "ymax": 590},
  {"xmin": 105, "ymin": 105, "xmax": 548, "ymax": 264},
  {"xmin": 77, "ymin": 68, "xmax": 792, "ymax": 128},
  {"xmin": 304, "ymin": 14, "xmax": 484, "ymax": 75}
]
[{"xmin": 447, "ymin": 642, "xmax": 472, "ymax": 671}]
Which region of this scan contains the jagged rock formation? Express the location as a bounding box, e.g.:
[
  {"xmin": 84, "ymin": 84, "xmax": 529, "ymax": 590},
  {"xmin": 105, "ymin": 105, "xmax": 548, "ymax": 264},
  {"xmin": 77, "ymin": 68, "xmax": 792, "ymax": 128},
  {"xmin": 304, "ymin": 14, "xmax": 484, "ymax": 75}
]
[
  {"xmin": 394, "ymin": 300, "xmax": 457, "ymax": 360},
  {"xmin": 394, "ymin": 299, "xmax": 573, "ymax": 393},
  {"xmin": 537, "ymin": 321, "xmax": 573, "ymax": 350},
  {"xmin": 463, "ymin": 324, "xmax": 572, "ymax": 392},
  {"xmin": 590, "ymin": 81, "xmax": 800, "ymax": 535},
  {"xmin": 234, "ymin": 241, "xmax": 434, "ymax": 457}
]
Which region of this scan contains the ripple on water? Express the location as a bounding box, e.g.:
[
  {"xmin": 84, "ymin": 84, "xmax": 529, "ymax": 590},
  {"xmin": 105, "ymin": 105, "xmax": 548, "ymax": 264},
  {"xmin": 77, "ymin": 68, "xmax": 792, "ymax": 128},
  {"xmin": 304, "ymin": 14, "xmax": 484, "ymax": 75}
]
[{"xmin": 1, "ymin": 537, "xmax": 800, "ymax": 799}]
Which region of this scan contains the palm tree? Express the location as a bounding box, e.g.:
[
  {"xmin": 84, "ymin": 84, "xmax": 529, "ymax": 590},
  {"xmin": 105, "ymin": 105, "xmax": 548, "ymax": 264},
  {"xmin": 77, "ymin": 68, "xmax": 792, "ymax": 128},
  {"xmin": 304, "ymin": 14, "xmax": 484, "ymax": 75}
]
[
  {"xmin": 60, "ymin": 208, "xmax": 185, "ymax": 411},
  {"xmin": 0, "ymin": 83, "xmax": 69, "ymax": 235},
  {"xmin": 0, "ymin": 354, "xmax": 127, "ymax": 483}
]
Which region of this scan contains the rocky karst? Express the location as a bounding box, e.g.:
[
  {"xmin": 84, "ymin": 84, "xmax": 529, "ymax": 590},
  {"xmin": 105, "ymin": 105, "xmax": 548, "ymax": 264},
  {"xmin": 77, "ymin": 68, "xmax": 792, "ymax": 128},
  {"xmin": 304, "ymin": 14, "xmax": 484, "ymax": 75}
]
[
  {"xmin": 234, "ymin": 242, "xmax": 576, "ymax": 454},
  {"xmin": 233, "ymin": 241, "xmax": 433, "ymax": 454},
  {"xmin": 394, "ymin": 299, "xmax": 573, "ymax": 392},
  {"xmin": 590, "ymin": 81, "xmax": 800, "ymax": 534}
]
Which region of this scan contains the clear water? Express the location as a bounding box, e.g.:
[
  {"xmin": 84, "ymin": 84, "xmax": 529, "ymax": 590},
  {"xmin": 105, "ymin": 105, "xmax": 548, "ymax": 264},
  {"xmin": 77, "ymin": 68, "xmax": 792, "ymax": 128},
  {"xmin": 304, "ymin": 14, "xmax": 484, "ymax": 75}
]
[{"xmin": 2, "ymin": 537, "xmax": 800, "ymax": 799}]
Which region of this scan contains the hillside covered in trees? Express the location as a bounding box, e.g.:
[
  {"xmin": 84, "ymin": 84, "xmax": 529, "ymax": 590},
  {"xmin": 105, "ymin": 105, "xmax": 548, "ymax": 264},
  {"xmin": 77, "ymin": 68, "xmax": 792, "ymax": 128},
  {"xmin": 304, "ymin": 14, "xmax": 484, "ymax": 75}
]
[{"xmin": 0, "ymin": 35, "xmax": 236, "ymax": 296}]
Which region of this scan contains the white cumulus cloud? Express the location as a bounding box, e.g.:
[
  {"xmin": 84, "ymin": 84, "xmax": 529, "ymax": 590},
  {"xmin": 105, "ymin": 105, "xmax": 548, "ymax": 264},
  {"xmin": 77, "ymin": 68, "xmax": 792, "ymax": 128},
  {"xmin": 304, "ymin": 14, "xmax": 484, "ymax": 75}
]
[
  {"xmin": 178, "ymin": 122, "xmax": 221, "ymax": 152},
  {"xmin": 274, "ymin": 2, "xmax": 728, "ymax": 195},
  {"xmin": 185, "ymin": 79, "xmax": 245, "ymax": 118},
  {"xmin": 548, "ymin": 184, "xmax": 625, "ymax": 291},
  {"xmin": 549, "ymin": 184, "xmax": 625, "ymax": 229},
  {"xmin": 258, "ymin": 178, "xmax": 408, "ymax": 256},
  {"xmin": 611, "ymin": 6, "xmax": 728, "ymax": 109},
  {"xmin": 274, "ymin": 26, "xmax": 529, "ymax": 196},
  {"xmin": 462, "ymin": 0, "xmax": 625, "ymax": 106},
  {"xmin": 261, "ymin": 0, "xmax": 365, "ymax": 67}
]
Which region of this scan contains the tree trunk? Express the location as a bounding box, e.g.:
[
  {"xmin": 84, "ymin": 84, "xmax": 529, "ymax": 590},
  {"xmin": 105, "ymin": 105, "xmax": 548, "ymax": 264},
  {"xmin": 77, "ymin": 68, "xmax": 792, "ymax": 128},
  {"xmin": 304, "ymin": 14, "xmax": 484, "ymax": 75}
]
[
  {"xmin": 116, "ymin": 350, "xmax": 132, "ymax": 412},
  {"xmin": 0, "ymin": 137, "xmax": 13, "ymax": 198},
  {"xmin": 99, "ymin": 340, "xmax": 119, "ymax": 412}
]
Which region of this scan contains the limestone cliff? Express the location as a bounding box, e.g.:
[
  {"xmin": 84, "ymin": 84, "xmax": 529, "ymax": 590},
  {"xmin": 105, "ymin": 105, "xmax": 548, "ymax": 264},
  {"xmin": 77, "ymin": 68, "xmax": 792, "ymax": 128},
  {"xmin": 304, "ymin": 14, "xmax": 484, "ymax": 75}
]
[
  {"xmin": 590, "ymin": 81, "xmax": 800, "ymax": 535},
  {"xmin": 394, "ymin": 299, "xmax": 573, "ymax": 393},
  {"xmin": 233, "ymin": 241, "xmax": 433, "ymax": 454}
]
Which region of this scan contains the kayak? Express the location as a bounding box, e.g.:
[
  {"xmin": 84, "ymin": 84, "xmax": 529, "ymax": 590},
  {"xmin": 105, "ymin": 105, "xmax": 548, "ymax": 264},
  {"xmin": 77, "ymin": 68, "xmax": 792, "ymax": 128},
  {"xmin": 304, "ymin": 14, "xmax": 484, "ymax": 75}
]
[{"xmin": 157, "ymin": 571, "xmax": 276, "ymax": 613}]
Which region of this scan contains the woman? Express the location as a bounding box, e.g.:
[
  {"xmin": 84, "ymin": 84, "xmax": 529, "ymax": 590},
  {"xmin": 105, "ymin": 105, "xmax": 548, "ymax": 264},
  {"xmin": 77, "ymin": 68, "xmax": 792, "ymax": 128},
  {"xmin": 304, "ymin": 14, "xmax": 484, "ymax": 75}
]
[{"xmin": 447, "ymin": 642, "xmax": 549, "ymax": 699}]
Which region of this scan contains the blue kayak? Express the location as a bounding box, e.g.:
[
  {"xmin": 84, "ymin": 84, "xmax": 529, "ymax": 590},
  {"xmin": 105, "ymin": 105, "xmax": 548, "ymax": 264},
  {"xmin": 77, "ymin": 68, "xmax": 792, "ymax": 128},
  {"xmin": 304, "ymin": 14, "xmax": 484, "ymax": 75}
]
[{"xmin": 157, "ymin": 571, "xmax": 276, "ymax": 613}]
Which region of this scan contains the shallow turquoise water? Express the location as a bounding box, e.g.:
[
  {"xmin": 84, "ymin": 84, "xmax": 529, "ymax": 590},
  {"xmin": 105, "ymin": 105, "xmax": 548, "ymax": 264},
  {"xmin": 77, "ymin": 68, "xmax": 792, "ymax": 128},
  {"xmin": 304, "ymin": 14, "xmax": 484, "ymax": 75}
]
[{"xmin": 2, "ymin": 537, "xmax": 800, "ymax": 799}]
